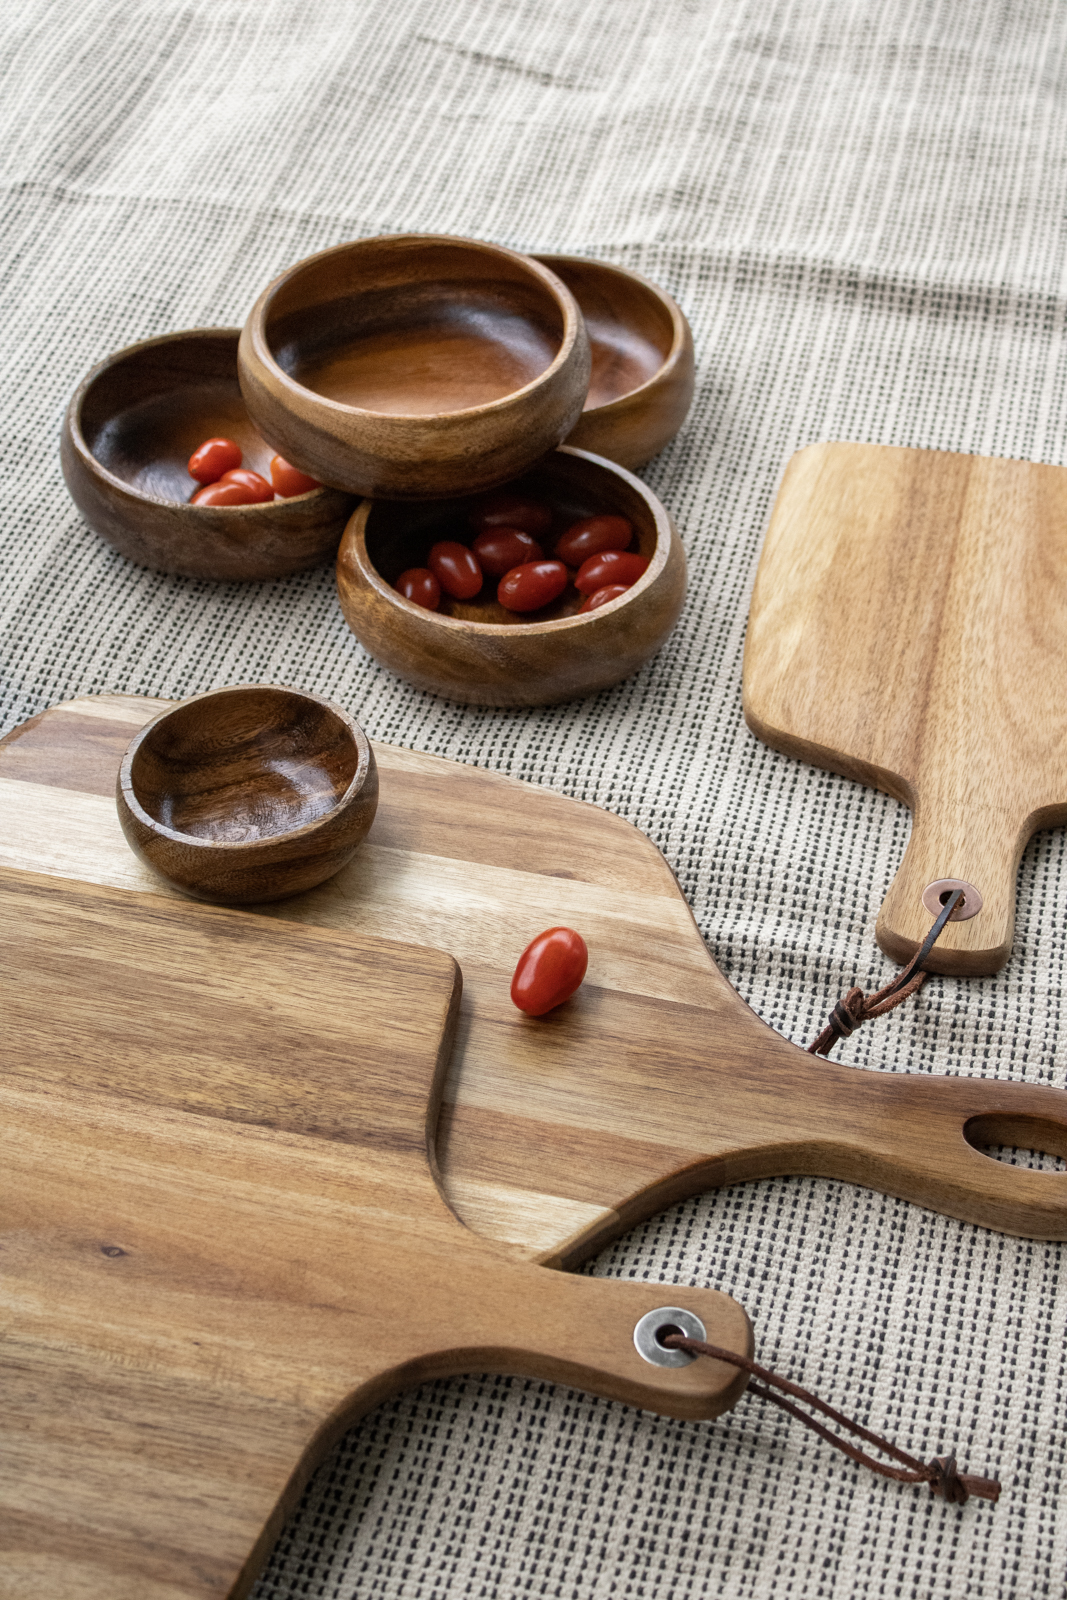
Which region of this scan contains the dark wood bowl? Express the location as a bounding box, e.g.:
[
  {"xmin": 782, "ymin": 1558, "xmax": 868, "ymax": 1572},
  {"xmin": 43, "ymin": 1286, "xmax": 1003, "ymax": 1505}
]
[
  {"xmin": 534, "ymin": 256, "xmax": 695, "ymax": 470},
  {"xmin": 237, "ymin": 234, "xmax": 592, "ymax": 500},
  {"xmin": 61, "ymin": 329, "xmax": 357, "ymax": 580},
  {"xmin": 117, "ymin": 686, "xmax": 379, "ymax": 903},
  {"xmin": 335, "ymin": 446, "xmax": 687, "ymax": 706}
]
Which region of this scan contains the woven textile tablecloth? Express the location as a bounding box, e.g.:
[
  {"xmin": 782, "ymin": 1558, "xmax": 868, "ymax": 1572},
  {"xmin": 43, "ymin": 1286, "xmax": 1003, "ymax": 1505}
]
[{"xmin": 2, "ymin": 2, "xmax": 1065, "ymax": 1595}]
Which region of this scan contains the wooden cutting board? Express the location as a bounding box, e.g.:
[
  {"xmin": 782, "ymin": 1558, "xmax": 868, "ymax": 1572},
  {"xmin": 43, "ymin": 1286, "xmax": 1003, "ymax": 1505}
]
[
  {"xmin": 2, "ymin": 694, "xmax": 1067, "ymax": 1254},
  {"xmin": 0, "ymin": 868, "xmax": 751, "ymax": 1600},
  {"xmin": 745, "ymin": 441, "xmax": 1067, "ymax": 976}
]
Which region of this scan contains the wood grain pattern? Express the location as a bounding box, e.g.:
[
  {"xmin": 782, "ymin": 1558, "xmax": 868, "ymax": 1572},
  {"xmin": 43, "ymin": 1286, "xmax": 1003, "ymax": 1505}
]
[
  {"xmin": 0, "ymin": 869, "xmax": 752, "ymax": 1600},
  {"xmin": 335, "ymin": 446, "xmax": 688, "ymax": 705},
  {"xmin": 61, "ymin": 330, "xmax": 356, "ymax": 580},
  {"xmin": 3, "ymin": 696, "xmax": 1067, "ymax": 1253},
  {"xmin": 238, "ymin": 235, "xmax": 591, "ymax": 500},
  {"xmin": 744, "ymin": 442, "xmax": 1067, "ymax": 975}
]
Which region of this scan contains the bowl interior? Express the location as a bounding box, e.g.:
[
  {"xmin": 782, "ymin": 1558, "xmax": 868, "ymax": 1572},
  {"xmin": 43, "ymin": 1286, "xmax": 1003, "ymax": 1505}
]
[
  {"xmin": 129, "ymin": 689, "xmax": 360, "ymax": 843},
  {"xmin": 78, "ymin": 332, "xmax": 275, "ymax": 504},
  {"xmin": 541, "ymin": 258, "xmax": 675, "ymax": 411},
  {"xmin": 265, "ymin": 239, "xmax": 567, "ymax": 417},
  {"xmin": 363, "ymin": 453, "xmax": 661, "ymax": 626}
]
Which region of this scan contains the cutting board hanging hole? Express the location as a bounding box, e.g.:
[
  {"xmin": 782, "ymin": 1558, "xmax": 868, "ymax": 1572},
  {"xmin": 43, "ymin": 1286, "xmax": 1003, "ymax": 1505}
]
[{"xmin": 922, "ymin": 878, "xmax": 983, "ymax": 922}]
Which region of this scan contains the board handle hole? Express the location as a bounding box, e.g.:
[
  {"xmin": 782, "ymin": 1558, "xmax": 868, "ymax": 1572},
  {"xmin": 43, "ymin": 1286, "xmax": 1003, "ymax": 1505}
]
[
  {"xmin": 964, "ymin": 1113, "xmax": 1067, "ymax": 1173},
  {"xmin": 654, "ymin": 1322, "xmax": 686, "ymax": 1348}
]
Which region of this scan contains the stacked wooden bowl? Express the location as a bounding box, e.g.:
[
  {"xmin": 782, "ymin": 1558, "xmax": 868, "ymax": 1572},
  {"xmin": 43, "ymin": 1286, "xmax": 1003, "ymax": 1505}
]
[{"xmin": 62, "ymin": 233, "xmax": 695, "ymax": 705}]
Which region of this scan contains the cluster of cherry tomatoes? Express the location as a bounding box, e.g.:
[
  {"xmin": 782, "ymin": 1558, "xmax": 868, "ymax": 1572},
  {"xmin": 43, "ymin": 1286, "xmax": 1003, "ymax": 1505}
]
[
  {"xmin": 394, "ymin": 490, "xmax": 649, "ymax": 616},
  {"xmin": 187, "ymin": 437, "xmax": 321, "ymax": 507}
]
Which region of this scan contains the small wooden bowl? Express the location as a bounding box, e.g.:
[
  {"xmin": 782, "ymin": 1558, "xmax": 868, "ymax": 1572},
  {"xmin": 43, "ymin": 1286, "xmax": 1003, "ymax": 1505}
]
[
  {"xmin": 61, "ymin": 330, "xmax": 356, "ymax": 581},
  {"xmin": 117, "ymin": 686, "xmax": 379, "ymax": 904},
  {"xmin": 238, "ymin": 234, "xmax": 592, "ymax": 500},
  {"xmin": 533, "ymin": 255, "xmax": 695, "ymax": 469},
  {"xmin": 335, "ymin": 446, "xmax": 687, "ymax": 707}
]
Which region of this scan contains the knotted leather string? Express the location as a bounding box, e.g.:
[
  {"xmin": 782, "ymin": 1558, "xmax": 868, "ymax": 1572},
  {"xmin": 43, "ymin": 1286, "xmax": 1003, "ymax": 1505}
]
[
  {"xmin": 808, "ymin": 888, "xmax": 964, "ymax": 1056},
  {"xmin": 663, "ymin": 1334, "xmax": 1001, "ymax": 1504}
]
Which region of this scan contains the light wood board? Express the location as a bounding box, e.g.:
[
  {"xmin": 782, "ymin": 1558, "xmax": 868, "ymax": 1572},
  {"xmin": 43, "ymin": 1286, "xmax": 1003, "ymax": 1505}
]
[
  {"xmin": 745, "ymin": 441, "xmax": 1067, "ymax": 975},
  {"xmin": 0, "ymin": 868, "xmax": 751, "ymax": 1600},
  {"xmin": 3, "ymin": 694, "xmax": 1067, "ymax": 1253}
]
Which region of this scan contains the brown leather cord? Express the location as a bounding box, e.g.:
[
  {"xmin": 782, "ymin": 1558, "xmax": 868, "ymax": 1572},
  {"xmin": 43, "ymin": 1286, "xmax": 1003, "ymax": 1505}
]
[
  {"xmin": 664, "ymin": 1334, "xmax": 1001, "ymax": 1504},
  {"xmin": 808, "ymin": 888, "xmax": 964, "ymax": 1056}
]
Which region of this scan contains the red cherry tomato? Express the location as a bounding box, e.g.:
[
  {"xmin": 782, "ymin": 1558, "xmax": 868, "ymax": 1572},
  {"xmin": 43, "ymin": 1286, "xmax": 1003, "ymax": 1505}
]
[
  {"xmin": 574, "ymin": 549, "xmax": 649, "ymax": 595},
  {"xmin": 215, "ymin": 468, "xmax": 274, "ymax": 504},
  {"xmin": 472, "ymin": 527, "xmax": 543, "ymax": 576},
  {"xmin": 578, "ymin": 583, "xmax": 630, "ymax": 613},
  {"xmin": 270, "ymin": 455, "xmax": 320, "ymax": 497},
  {"xmin": 188, "ymin": 437, "xmax": 242, "ymax": 484},
  {"xmin": 497, "ymin": 560, "xmax": 568, "ymax": 612},
  {"xmin": 428, "ymin": 541, "xmax": 483, "ymax": 599},
  {"xmin": 469, "ymin": 492, "xmax": 553, "ymax": 538},
  {"xmin": 395, "ymin": 568, "xmax": 441, "ymax": 610},
  {"xmin": 555, "ymin": 515, "xmax": 633, "ymax": 567},
  {"xmin": 190, "ymin": 480, "xmax": 260, "ymax": 506},
  {"xmin": 511, "ymin": 926, "xmax": 588, "ymax": 1016}
]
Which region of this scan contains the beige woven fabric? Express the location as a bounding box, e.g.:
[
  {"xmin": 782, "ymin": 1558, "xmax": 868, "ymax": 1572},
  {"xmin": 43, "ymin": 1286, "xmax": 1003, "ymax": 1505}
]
[{"xmin": 2, "ymin": 2, "xmax": 1066, "ymax": 1595}]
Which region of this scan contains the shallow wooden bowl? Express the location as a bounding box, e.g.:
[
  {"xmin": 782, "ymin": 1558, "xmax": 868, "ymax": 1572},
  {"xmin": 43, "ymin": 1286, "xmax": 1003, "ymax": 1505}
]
[
  {"xmin": 238, "ymin": 234, "xmax": 592, "ymax": 500},
  {"xmin": 61, "ymin": 330, "xmax": 356, "ymax": 580},
  {"xmin": 335, "ymin": 445, "xmax": 687, "ymax": 706},
  {"xmin": 116, "ymin": 686, "xmax": 379, "ymax": 903},
  {"xmin": 534, "ymin": 255, "xmax": 695, "ymax": 469}
]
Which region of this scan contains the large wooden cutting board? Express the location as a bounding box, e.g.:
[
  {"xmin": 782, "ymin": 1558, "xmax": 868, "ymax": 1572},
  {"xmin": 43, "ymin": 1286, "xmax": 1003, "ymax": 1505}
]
[
  {"xmin": 2, "ymin": 694, "xmax": 1067, "ymax": 1246},
  {"xmin": 745, "ymin": 441, "xmax": 1067, "ymax": 976},
  {"xmin": 0, "ymin": 868, "xmax": 750, "ymax": 1600}
]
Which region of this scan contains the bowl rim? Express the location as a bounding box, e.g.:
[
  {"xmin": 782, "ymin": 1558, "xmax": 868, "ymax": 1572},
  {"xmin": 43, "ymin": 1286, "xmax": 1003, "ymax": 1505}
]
[
  {"xmin": 117, "ymin": 684, "xmax": 374, "ymax": 851},
  {"xmin": 244, "ymin": 232, "xmax": 586, "ymax": 425},
  {"xmin": 532, "ymin": 253, "xmax": 691, "ymax": 413},
  {"xmin": 346, "ymin": 445, "xmax": 674, "ymax": 636},
  {"xmin": 65, "ymin": 327, "xmax": 331, "ymax": 513}
]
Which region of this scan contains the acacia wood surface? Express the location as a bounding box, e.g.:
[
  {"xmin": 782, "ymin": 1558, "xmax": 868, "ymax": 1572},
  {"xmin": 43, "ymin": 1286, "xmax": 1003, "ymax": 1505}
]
[
  {"xmin": 744, "ymin": 442, "xmax": 1067, "ymax": 976},
  {"xmin": 0, "ymin": 867, "xmax": 753, "ymax": 1600},
  {"xmin": 60, "ymin": 329, "xmax": 356, "ymax": 581},
  {"xmin": 534, "ymin": 254, "xmax": 696, "ymax": 469},
  {"xmin": 238, "ymin": 235, "xmax": 592, "ymax": 499},
  {"xmin": 115, "ymin": 686, "xmax": 379, "ymax": 903},
  {"xmin": 335, "ymin": 446, "xmax": 688, "ymax": 705},
  {"xmin": 3, "ymin": 696, "xmax": 1067, "ymax": 1258}
]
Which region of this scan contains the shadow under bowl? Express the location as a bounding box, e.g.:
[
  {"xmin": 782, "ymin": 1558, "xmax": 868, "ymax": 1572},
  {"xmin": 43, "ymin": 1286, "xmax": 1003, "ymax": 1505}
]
[
  {"xmin": 534, "ymin": 255, "xmax": 695, "ymax": 471},
  {"xmin": 238, "ymin": 233, "xmax": 592, "ymax": 500},
  {"xmin": 117, "ymin": 685, "xmax": 379, "ymax": 903},
  {"xmin": 335, "ymin": 445, "xmax": 687, "ymax": 707},
  {"xmin": 61, "ymin": 329, "xmax": 357, "ymax": 580}
]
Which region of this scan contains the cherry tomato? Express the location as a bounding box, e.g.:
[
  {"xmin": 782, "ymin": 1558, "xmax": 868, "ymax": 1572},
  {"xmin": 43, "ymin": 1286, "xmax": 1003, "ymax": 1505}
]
[
  {"xmin": 511, "ymin": 926, "xmax": 588, "ymax": 1016},
  {"xmin": 469, "ymin": 492, "xmax": 553, "ymax": 538},
  {"xmin": 188, "ymin": 437, "xmax": 242, "ymax": 484},
  {"xmin": 472, "ymin": 527, "xmax": 543, "ymax": 576},
  {"xmin": 574, "ymin": 549, "xmax": 649, "ymax": 595},
  {"xmin": 555, "ymin": 515, "xmax": 633, "ymax": 568},
  {"xmin": 579, "ymin": 583, "xmax": 629, "ymax": 613},
  {"xmin": 270, "ymin": 455, "xmax": 320, "ymax": 497},
  {"xmin": 217, "ymin": 468, "xmax": 274, "ymax": 504},
  {"xmin": 395, "ymin": 568, "xmax": 441, "ymax": 610},
  {"xmin": 190, "ymin": 480, "xmax": 260, "ymax": 506},
  {"xmin": 428, "ymin": 540, "xmax": 483, "ymax": 599},
  {"xmin": 497, "ymin": 560, "xmax": 568, "ymax": 612}
]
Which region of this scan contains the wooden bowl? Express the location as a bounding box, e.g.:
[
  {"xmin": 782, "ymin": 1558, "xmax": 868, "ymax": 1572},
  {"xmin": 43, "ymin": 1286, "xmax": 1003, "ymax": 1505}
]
[
  {"xmin": 61, "ymin": 329, "xmax": 357, "ymax": 580},
  {"xmin": 237, "ymin": 234, "xmax": 592, "ymax": 500},
  {"xmin": 117, "ymin": 686, "xmax": 379, "ymax": 904},
  {"xmin": 335, "ymin": 446, "xmax": 687, "ymax": 707},
  {"xmin": 533, "ymin": 255, "xmax": 695, "ymax": 469}
]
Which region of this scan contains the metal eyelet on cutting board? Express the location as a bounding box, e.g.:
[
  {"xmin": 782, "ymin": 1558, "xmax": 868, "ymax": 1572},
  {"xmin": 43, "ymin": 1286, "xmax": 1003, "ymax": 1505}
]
[
  {"xmin": 921, "ymin": 879, "xmax": 983, "ymax": 921},
  {"xmin": 633, "ymin": 1306, "xmax": 708, "ymax": 1366}
]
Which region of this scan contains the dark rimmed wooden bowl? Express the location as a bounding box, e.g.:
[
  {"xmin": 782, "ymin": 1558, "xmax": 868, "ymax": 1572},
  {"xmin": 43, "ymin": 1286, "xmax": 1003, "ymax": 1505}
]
[
  {"xmin": 533, "ymin": 256, "xmax": 695, "ymax": 470},
  {"xmin": 335, "ymin": 446, "xmax": 687, "ymax": 707},
  {"xmin": 117, "ymin": 686, "xmax": 379, "ymax": 904},
  {"xmin": 237, "ymin": 234, "xmax": 592, "ymax": 500},
  {"xmin": 61, "ymin": 329, "xmax": 357, "ymax": 581}
]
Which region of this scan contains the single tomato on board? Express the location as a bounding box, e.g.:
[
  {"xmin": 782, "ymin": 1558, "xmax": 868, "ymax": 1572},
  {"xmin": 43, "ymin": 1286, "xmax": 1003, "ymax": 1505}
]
[
  {"xmin": 188, "ymin": 437, "xmax": 242, "ymax": 484},
  {"xmin": 511, "ymin": 927, "xmax": 589, "ymax": 1016}
]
